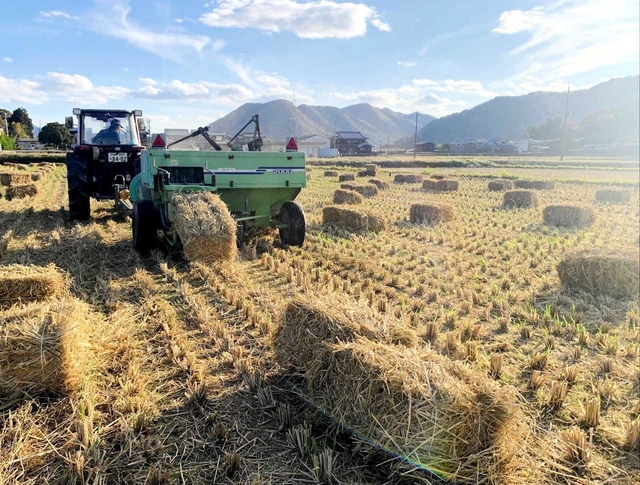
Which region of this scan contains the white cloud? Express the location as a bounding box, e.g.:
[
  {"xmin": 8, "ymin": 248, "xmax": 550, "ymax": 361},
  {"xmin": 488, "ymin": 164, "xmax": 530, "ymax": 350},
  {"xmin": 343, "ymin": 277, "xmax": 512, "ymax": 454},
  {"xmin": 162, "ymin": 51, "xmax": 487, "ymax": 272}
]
[
  {"xmin": 2, "ymin": 57, "xmax": 13, "ymax": 63},
  {"xmin": 397, "ymin": 61, "xmax": 417, "ymax": 67},
  {"xmin": 200, "ymin": 0, "xmax": 390, "ymax": 39},
  {"xmin": 38, "ymin": 10, "xmax": 78, "ymax": 21},
  {"xmin": 139, "ymin": 77, "xmax": 157, "ymax": 86},
  {"xmin": 0, "ymin": 76, "xmax": 46, "ymax": 104},
  {"xmin": 44, "ymin": 72, "xmax": 130, "ymax": 104},
  {"xmin": 494, "ymin": 0, "xmax": 639, "ymax": 82}
]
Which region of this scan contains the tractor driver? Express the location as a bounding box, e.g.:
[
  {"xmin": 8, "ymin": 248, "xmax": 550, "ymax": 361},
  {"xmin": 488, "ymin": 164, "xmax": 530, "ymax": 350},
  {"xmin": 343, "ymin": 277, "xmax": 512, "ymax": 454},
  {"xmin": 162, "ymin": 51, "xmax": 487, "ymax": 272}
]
[{"xmin": 92, "ymin": 118, "xmax": 122, "ymax": 145}]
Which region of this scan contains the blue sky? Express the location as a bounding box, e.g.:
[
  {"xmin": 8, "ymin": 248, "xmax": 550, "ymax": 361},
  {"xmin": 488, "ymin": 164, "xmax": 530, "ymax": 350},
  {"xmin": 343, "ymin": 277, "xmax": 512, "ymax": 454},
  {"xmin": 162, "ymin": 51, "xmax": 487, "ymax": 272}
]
[{"xmin": 1, "ymin": 0, "xmax": 638, "ymax": 131}]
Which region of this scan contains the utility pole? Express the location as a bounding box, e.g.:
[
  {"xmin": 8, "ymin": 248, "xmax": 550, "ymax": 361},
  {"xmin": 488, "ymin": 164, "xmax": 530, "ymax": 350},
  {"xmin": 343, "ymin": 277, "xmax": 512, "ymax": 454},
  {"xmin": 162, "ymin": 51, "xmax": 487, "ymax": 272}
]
[
  {"xmin": 560, "ymin": 84, "xmax": 570, "ymax": 161},
  {"xmin": 386, "ymin": 134, "xmax": 389, "ymax": 156},
  {"xmin": 413, "ymin": 111, "xmax": 418, "ymax": 161}
]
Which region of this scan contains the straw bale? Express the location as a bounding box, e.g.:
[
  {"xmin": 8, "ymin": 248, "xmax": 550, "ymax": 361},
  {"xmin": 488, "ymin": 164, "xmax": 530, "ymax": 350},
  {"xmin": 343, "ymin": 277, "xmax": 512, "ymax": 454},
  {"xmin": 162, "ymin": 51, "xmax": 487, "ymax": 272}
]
[
  {"xmin": 422, "ymin": 179, "xmax": 438, "ymax": 191},
  {"xmin": 322, "ymin": 206, "xmax": 385, "ymax": 233},
  {"xmin": 502, "ymin": 190, "xmax": 538, "ymax": 209},
  {"xmin": 5, "ymin": 184, "xmax": 38, "ymax": 200},
  {"xmin": 324, "ymin": 170, "xmax": 338, "ymax": 177},
  {"xmin": 557, "ymin": 248, "xmax": 639, "ymax": 299},
  {"xmin": 488, "ymin": 179, "xmax": 514, "ymax": 191},
  {"xmin": 353, "ymin": 184, "xmax": 378, "ymax": 198},
  {"xmin": 395, "ymin": 174, "xmax": 423, "ymax": 184},
  {"xmin": 275, "ymin": 299, "xmax": 526, "ymax": 484},
  {"xmin": 430, "ymin": 174, "xmax": 446, "ymax": 180},
  {"xmin": 30, "ymin": 173, "xmax": 41, "ymax": 181},
  {"xmin": 410, "ymin": 203, "xmax": 454, "ymax": 224},
  {"xmin": 0, "ymin": 264, "xmax": 66, "ymax": 304},
  {"xmin": 435, "ymin": 179, "xmax": 459, "ymax": 191},
  {"xmin": 513, "ymin": 180, "xmax": 555, "ymax": 190},
  {"xmin": 595, "ymin": 189, "xmax": 630, "ymax": 204},
  {"xmin": 1, "ymin": 173, "xmax": 32, "ymax": 186},
  {"xmin": 340, "ymin": 183, "xmax": 356, "ymax": 191},
  {"xmin": 333, "ymin": 189, "xmax": 363, "ymax": 205},
  {"xmin": 543, "ymin": 205, "xmax": 595, "ymax": 229},
  {"xmin": 368, "ymin": 179, "xmax": 389, "ymax": 190},
  {"xmin": 338, "ymin": 174, "xmax": 355, "ymax": 182},
  {"xmin": 171, "ymin": 192, "xmax": 237, "ymax": 263},
  {"xmin": 0, "ymin": 297, "xmax": 92, "ymax": 398}
]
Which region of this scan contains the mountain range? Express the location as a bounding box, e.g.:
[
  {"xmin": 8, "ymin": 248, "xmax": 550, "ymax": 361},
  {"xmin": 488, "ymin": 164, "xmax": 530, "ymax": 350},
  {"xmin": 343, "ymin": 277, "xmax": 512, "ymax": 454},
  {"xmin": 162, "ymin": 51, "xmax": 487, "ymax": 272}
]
[
  {"xmin": 206, "ymin": 75, "xmax": 639, "ymax": 145},
  {"xmin": 207, "ymin": 100, "xmax": 435, "ymax": 143}
]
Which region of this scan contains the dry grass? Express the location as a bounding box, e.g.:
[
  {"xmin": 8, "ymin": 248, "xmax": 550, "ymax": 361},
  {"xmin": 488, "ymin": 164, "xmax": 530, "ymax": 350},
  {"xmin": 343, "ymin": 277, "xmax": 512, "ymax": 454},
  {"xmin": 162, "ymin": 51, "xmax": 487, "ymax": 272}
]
[
  {"xmin": 409, "ymin": 203, "xmax": 455, "ymax": 224},
  {"xmin": 333, "ymin": 189, "xmax": 363, "ymax": 205},
  {"xmin": 171, "ymin": 191, "xmax": 237, "ymax": 263},
  {"xmin": 557, "ymin": 248, "xmax": 639, "ymax": 298},
  {"xmin": 543, "ymin": 205, "xmax": 595, "ymax": 229},
  {"xmin": 322, "ymin": 206, "xmax": 386, "ymax": 233},
  {"xmin": 514, "ymin": 180, "xmax": 555, "ymax": 190},
  {"xmin": 502, "ymin": 190, "xmax": 538, "ymax": 209},
  {"xmin": 488, "ymin": 179, "xmax": 514, "ymax": 191},
  {"xmin": 0, "ymin": 173, "xmax": 32, "ymax": 186},
  {"xmin": 338, "ymin": 174, "xmax": 355, "ymax": 182}
]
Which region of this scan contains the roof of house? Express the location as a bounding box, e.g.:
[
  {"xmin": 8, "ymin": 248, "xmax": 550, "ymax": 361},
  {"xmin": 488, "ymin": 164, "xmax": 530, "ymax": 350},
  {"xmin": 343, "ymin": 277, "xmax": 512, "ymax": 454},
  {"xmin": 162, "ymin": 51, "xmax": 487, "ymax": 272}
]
[
  {"xmin": 335, "ymin": 131, "xmax": 367, "ymax": 139},
  {"xmin": 358, "ymin": 142, "xmax": 373, "ymax": 148}
]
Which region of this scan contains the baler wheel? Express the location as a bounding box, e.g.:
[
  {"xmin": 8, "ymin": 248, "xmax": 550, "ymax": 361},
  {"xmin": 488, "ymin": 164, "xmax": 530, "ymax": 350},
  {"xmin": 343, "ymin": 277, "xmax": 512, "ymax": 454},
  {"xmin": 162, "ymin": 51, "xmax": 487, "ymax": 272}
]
[
  {"xmin": 133, "ymin": 200, "xmax": 157, "ymax": 251},
  {"xmin": 279, "ymin": 201, "xmax": 305, "ymax": 247}
]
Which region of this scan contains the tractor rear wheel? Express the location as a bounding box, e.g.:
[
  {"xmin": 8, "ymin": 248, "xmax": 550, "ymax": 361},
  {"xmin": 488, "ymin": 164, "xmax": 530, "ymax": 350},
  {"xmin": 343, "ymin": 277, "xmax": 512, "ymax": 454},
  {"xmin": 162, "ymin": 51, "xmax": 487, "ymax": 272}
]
[
  {"xmin": 133, "ymin": 200, "xmax": 157, "ymax": 251},
  {"xmin": 279, "ymin": 201, "xmax": 305, "ymax": 247},
  {"xmin": 67, "ymin": 155, "xmax": 90, "ymax": 220}
]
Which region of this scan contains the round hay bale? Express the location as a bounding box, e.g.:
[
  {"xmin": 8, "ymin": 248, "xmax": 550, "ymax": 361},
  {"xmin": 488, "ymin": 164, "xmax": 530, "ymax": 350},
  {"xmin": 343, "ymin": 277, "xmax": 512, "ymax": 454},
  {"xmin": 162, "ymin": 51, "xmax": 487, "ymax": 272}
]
[
  {"xmin": 322, "ymin": 206, "xmax": 385, "ymax": 233},
  {"xmin": 324, "ymin": 170, "xmax": 338, "ymax": 177},
  {"xmin": 410, "ymin": 203, "xmax": 454, "ymax": 224},
  {"xmin": 275, "ymin": 298, "xmax": 527, "ymax": 484},
  {"xmin": 340, "ymin": 183, "xmax": 356, "ymax": 191},
  {"xmin": 171, "ymin": 192, "xmax": 237, "ymax": 263},
  {"xmin": 30, "ymin": 173, "xmax": 41, "ymax": 182},
  {"xmin": 333, "ymin": 189, "xmax": 363, "ymax": 205},
  {"xmin": 595, "ymin": 189, "xmax": 630, "ymax": 204},
  {"xmin": 513, "ymin": 180, "xmax": 555, "ymax": 190},
  {"xmin": 502, "ymin": 190, "xmax": 538, "ymax": 209},
  {"xmin": 368, "ymin": 179, "xmax": 389, "ymax": 190},
  {"xmin": 0, "ymin": 264, "xmax": 67, "ymax": 304},
  {"xmin": 543, "ymin": 205, "xmax": 595, "ymax": 229},
  {"xmin": 0, "ymin": 297, "xmax": 92, "ymax": 398},
  {"xmin": 353, "ymin": 184, "xmax": 378, "ymax": 198},
  {"xmin": 435, "ymin": 179, "xmax": 459, "ymax": 191},
  {"xmin": 488, "ymin": 179, "xmax": 514, "ymax": 191},
  {"xmin": 338, "ymin": 174, "xmax": 355, "ymax": 182},
  {"xmin": 5, "ymin": 184, "xmax": 38, "ymax": 201},
  {"xmin": 557, "ymin": 249, "xmax": 639, "ymax": 299}
]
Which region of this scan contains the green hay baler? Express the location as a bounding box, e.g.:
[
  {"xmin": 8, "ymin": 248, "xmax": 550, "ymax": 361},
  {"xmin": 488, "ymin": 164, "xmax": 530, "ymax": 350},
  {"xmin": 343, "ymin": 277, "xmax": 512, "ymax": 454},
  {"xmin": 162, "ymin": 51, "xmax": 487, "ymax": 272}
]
[{"xmin": 128, "ymin": 118, "xmax": 306, "ymax": 251}]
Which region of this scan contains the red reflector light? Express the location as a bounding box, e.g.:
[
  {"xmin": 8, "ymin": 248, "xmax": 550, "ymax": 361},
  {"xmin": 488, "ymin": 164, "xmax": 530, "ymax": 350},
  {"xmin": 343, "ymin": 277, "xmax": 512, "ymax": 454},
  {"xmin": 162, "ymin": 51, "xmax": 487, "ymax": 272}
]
[
  {"xmin": 78, "ymin": 145, "xmax": 90, "ymax": 151},
  {"xmin": 285, "ymin": 137, "xmax": 297, "ymax": 151},
  {"xmin": 152, "ymin": 134, "xmax": 166, "ymax": 148}
]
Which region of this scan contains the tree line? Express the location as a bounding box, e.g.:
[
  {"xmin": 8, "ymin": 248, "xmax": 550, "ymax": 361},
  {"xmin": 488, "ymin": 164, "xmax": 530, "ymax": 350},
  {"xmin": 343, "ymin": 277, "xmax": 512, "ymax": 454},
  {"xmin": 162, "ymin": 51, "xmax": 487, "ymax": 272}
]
[{"xmin": 1, "ymin": 107, "xmax": 74, "ymax": 150}]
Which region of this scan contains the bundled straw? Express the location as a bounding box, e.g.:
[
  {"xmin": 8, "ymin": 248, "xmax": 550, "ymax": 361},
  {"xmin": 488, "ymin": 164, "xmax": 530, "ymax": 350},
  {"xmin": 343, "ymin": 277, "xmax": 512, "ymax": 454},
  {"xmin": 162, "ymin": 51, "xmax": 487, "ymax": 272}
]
[
  {"xmin": 595, "ymin": 189, "xmax": 630, "ymax": 204},
  {"xmin": 5, "ymin": 184, "xmax": 38, "ymax": 200},
  {"xmin": 514, "ymin": 180, "xmax": 555, "ymax": 190},
  {"xmin": 368, "ymin": 179, "xmax": 389, "ymax": 190},
  {"xmin": 543, "ymin": 205, "xmax": 595, "ymax": 229},
  {"xmin": 324, "ymin": 170, "xmax": 338, "ymax": 177},
  {"xmin": 333, "ymin": 189, "xmax": 363, "ymax": 205},
  {"xmin": 0, "ymin": 264, "xmax": 67, "ymax": 304},
  {"xmin": 357, "ymin": 164, "xmax": 377, "ymax": 177},
  {"xmin": 557, "ymin": 248, "xmax": 639, "ymax": 299},
  {"xmin": 338, "ymin": 174, "xmax": 355, "ymax": 182},
  {"xmin": 488, "ymin": 179, "xmax": 514, "ymax": 191},
  {"xmin": 410, "ymin": 203, "xmax": 454, "ymax": 224},
  {"xmin": 422, "ymin": 179, "xmax": 438, "ymax": 191},
  {"xmin": 30, "ymin": 173, "xmax": 41, "ymax": 181},
  {"xmin": 171, "ymin": 192, "xmax": 237, "ymax": 263},
  {"xmin": 0, "ymin": 297, "xmax": 92, "ymax": 398},
  {"xmin": 502, "ymin": 190, "xmax": 538, "ymax": 209},
  {"xmin": 430, "ymin": 174, "xmax": 446, "ymax": 180},
  {"xmin": 1, "ymin": 173, "xmax": 32, "ymax": 186},
  {"xmin": 340, "ymin": 183, "xmax": 356, "ymax": 191},
  {"xmin": 353, "ymin": 185, "xmax": 378, "ymax": 198},
  {"xmin": 395, "ymin": 174, "xmax": 423, "ymax": 184},
  {"xmin": 322, "ymin": 206, "xmax": 386, "ymax": 233},
  {"xmin": 275, "ymin": 299, "xmax": 526, "ymax": 484}
]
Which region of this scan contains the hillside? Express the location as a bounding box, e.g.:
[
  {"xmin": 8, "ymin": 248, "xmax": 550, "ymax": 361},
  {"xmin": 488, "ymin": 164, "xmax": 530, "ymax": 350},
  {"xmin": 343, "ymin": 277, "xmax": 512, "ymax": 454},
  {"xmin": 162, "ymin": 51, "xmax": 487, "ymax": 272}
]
[
  {"xmin": 417, "ymin": 76, "xmax": 640, "ymax": 143},
  {"xmin": 207, "ymin": 100, "xmax": 435, "ymax": 142}
]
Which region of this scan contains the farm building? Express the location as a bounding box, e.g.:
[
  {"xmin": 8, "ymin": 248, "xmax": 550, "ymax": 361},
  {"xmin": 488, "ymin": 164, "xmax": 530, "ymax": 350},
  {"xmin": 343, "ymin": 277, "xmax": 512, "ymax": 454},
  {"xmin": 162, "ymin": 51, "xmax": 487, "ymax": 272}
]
[
  {"xmin": 415, "ymin": 141, "xmax": 436, "ymax": 152},
  {"xmin": 16, "ymin": 139, "xmax": 45, "ymax": 150},
  {"xmin": 331, "ymin": 131, "xmax": 372, "ymax": 156}
]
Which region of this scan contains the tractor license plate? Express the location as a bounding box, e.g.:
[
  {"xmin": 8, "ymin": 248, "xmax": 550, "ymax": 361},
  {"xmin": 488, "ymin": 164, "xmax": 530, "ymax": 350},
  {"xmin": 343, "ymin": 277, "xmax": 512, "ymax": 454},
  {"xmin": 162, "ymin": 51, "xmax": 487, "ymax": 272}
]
[{"xmin": 108, "ymin": 152, "xmax": 128, "ymax": 163}]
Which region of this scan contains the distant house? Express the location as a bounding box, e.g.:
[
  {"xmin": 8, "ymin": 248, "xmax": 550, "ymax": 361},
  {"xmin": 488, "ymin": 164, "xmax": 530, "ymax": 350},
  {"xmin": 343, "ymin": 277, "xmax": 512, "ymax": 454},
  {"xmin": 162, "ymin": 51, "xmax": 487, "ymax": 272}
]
[
  {"xmin": 478, "ymin": 138, "xmax": 518, "ymax": 154},
  {"xmin": 16, "ymin": 139, "xmax": 44, "ymax": 150},
  {"xmin": 416, "ymin": 141, "xmax": 436, "ymax": 152},
  {"xmin": 331, "ymin": 131, "xmax": 371, "ymax": 156},
  {"xmin": 263, "ymin": 134, "xmax": 331, "ymax": 157}
]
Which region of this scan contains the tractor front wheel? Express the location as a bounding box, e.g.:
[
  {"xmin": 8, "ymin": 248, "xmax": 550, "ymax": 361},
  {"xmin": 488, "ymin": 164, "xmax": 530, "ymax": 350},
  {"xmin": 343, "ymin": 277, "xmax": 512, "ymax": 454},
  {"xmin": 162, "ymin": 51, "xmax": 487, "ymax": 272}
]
[
  {"xmin": 67, "ymin": 155, "xmax": 90, "ymax": 221},
  {"xmin": 132, "ymin": 200, "xmax": 157, "ymax": 251},
  {"xmin": 279, "ymin": 201, "xmax": 305, "ymax": 247}
]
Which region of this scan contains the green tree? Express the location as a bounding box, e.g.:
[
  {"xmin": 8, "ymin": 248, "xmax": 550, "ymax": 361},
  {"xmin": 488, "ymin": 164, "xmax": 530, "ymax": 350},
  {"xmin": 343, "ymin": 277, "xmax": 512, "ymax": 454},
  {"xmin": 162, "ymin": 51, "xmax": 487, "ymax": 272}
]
[
  {"xmin": 0, "ymin": 134, "xmax": 16, "ymax": 150},
  {"xmin": 38, "ymin": 122, "xmax": 73, "ymax": 148},
  {"xmin": 10, "ymin": 122, "xmax": 27, "ymax": 139},
  {"xmin": 8, "ymin": 107, "xmax": 34, "ymax": 138}
]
